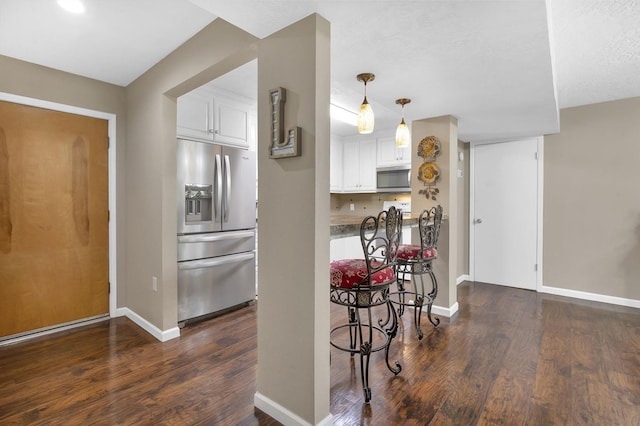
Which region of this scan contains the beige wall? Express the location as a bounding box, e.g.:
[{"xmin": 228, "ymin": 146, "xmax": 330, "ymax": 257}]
[
  {"xmin": 411, "ymin": 116, "xmax": 458, "ymax": 310},
  {"xmin": 256, "ymin": 15, "xmax": 331, "ymax": 424},
  {"xmin": 124, "ymin": 19, "xmax": 258, "ymax": 330},
  {"xmin": 544, "ymin": 97, "xmax": 640, "ymax": 301},
  {"xmin": 457, "ymin": 141, "xmax": 470, "ymax": 278},
  {"xmin": 0, "ymin": 55, "xmax": 128, "ymax": 308}
]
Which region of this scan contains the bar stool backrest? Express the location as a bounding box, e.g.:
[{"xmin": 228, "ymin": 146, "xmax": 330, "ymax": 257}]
[
  {"xmin": 360, "ymin": 206, "xmax": 403, "ymax": 282},
  {"xmin": 418, "ymin": 205, "xmax": 444, "ymax": 256}
]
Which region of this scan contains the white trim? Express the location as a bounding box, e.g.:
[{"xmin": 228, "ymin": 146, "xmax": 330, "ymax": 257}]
[
  {"xmin": 254, "ymin": 392, "xmax": 333, "ymax": 426},
  {"xmin": 456, "ymin": 274, "xmax": 470, "ymax": 285},
  {"xmin": 114, "ymin": 308, "xmax": 181, "ymax": 342},
  {"xmin": 539, "ymin": 285, "xmax": 640, "ymax": 309},
  {"xmin": 0, "ymin": 315, "xmax": 109, "ymax": 346},
  {"xmin": 432, "ymin": 302, "xmax": 459, "ymax": 318},
  {"xmin": 469, "ymin": 144, "xmax": 476, "ymax": 280},
  {"xmin": 536, "ymin": 137, "xmax": 544, "ymax": 291},
  {"xmin": 0, "ymin": 92, "xmax": 118, "ymax": 318}
]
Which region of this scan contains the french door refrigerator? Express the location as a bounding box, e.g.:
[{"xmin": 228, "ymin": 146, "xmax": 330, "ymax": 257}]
[{"xmin": 177, "ymin": 139, "xmax": 256, "ymax": 323}]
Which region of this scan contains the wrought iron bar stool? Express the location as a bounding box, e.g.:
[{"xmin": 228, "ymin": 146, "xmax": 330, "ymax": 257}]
[
  {"xmin": 392, "ymin": 205, "xmax": 443, "ymax": 340},
  {"xmin": 329, "ymin": 207, "xmax": 403, "ymax": 403}
]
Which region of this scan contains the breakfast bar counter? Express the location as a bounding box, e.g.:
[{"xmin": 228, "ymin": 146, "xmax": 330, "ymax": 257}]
[{"xmin": 330, "ymin": 214, "xmax": 419, "ymax": 239}]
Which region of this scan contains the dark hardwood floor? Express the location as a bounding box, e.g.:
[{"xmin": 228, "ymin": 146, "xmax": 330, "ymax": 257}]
[{"xmin": 2, "ymin": 282, "xmax": 640, "ymax": 425}]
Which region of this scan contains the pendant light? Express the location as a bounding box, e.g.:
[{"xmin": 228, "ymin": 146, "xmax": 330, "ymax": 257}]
[
  {"xmin": 356, "ymin": 73, "xmax": 375, "ymax": 134},
  {"xmin": 395, "ymin": 98, "xmax": 411, "ymax": 147}
]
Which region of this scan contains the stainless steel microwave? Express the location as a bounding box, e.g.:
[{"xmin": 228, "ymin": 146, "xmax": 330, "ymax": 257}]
[{"xmin": 376, "ymin": 166, "xmax": 411, "ymax": 193}]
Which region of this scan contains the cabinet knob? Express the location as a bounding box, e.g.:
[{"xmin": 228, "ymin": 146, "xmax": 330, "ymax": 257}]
[{"xmin": 208, "ymin": 129, "xmax": 215, "ymax": 134}]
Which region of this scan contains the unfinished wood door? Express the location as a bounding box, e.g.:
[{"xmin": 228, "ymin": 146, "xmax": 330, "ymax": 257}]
[{"xmin": 0, "ymin": 101, "xmax": 109, "ymax": 338}]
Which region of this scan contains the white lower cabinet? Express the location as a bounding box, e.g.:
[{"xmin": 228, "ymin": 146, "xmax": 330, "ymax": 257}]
[{"xmin": 330, "ymin": 236, "xmax": 363, "ymax": 262}]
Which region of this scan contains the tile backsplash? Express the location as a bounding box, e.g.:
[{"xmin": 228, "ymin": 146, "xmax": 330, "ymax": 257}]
[{"xmin": 331, "ymin": 193, "xmax": 411, "ymax": 216}]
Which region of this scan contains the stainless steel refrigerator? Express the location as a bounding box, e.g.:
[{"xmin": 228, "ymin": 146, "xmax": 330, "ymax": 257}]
[{"xmin": 176, "ymin": 139, "xmax": 256, "ymax": 323}]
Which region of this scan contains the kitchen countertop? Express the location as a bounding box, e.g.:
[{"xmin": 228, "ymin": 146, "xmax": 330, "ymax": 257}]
[{"xmin": 330, "ymin": 214, "xmax": 419, "ymax": 239}]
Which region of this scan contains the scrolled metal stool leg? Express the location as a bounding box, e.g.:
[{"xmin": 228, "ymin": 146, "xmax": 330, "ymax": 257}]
[
  {"xmin": 397, "ymin": 268, "xmax": 407, "ymax": 317},
  {"xmin": 359, "ymin": 306, "xmax": 373, "ymax": 403},
  {"xmin": 348, "ymin": 307, "xmax": 358, "ymax": 354},
  {"xmin": 378, "ymin": 295, "xmax": 392, "ymax": 328},
  {"xmin": 414, "ymin": 272, "xmax": 425, "ymax": 340},
  {"xmin": 426, "ymin": 270, "xmax": 440, "ymax": 327},
  {"xmin": 383, "ymin": 298, "xmax": 402, "ymax": 376}
]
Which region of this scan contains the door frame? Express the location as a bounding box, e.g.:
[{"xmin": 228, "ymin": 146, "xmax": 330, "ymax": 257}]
[
  {"xmin": 0, "ymin": 92, "xmax": 118, "ymax": 317},
  {"xmin": 469, "ymin": 136, "xmax": 544, "ymax": 291}
]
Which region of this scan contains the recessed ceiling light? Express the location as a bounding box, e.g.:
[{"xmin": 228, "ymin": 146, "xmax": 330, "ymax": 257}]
[{"xmin": 57, "ymin": 0, "xmax": 85, "ymax": 14}]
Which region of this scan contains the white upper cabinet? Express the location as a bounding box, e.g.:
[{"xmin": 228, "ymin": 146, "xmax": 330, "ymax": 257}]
[
  {"xmin": 341, "ymin": 139, "xmax": 376, "ymax": 192},
  {"xmin": 177, "ymin": 86, "xmax": 256, "ymax": 150},
  {"xmin": 377, "ymin": 136, "xmax": 410, "ymax": 166},
  {"xmin": 177, "ymin": 90, "xmax": 213, "ymax": 142},
  {"xmin": 330, "ymin": 136, "xmax": 343, "ymax": 192}
]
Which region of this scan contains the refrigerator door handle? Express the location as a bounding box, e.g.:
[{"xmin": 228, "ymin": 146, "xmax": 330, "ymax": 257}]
[
  {"xmin": 224, "ymin": 154, "xmax": 231, "ymax": 222},
  {"xmin": 215, "ymin": 154, "xmax": 222, "ymax": 220},
  {"xmin": 178, "ymin": 252, "xmax": 255, "ymax": 270},
  {"xmin": 177, "ymin": 230, "xmax": 255, "ymax": 244}
]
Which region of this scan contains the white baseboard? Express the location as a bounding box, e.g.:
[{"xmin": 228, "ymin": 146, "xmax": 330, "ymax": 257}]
[
  {"xmin": 113, "ymin": 308, "xmax": 180, "ymax": 342},
  {"xmin": 456, "ymin": 274, "xmax": 470, "ymax": 285},
  {"xmin": 254, "ymin": 392, "xmax": 333, "ymax": 426},
  {"xmin": 402, "ymin": 300, "xmax": 459, "ymax": 318},
  {"xmin": 432, "ymin": 302, "xmax": 459, "ymax": 317},
  {"xmin": 539, "ymin": 285, "xmax": 640, "ymax": 309}
]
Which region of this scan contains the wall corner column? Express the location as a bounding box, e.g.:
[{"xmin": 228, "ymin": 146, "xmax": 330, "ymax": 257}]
[
  {"xmin": 410, "ymin": 115, "xmax": 459, "ymax": 313},
  {"xmin": 255, "ymin": 14, "xmax": 332, "ymax": 426}
]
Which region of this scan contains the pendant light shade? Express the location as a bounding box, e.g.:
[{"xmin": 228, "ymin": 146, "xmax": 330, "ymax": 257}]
[
  {"xmin": 395, "ymin": 98, "xmax": 411, "ymax": 147},
  {"xmin": 357, "ymin": 73, "xmax": 375, "ymax": 134}
]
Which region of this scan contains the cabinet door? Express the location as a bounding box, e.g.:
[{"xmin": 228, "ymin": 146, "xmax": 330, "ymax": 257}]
[
  {"xmin": 377, "ymin": 137, "xmax": 397, "ymax": 166},
  {"xmin": 341, "ymin": 140, "xmax": 361, "ymax": 191},
  {"xmin": 177, "ymin": 91, "xmax": 213, "ymax": 142},
  {"xmin": 397, "ymin": 144, "xmax": 410, "ymax": 163},
  {"xmin": 377, "ymin": 136, "xmax": 410, "ymax": 166},
  {"xmin": 330, "ymin": 236, "xmax": 365, "ymax": 262},
  {"xmin": 358, "ymin": 139, "xmax": 377, "ymax": 191},
  {"xmin": 247, "ymin": 111, "xmax": 257, "ymax": 152},
  {"xmin": 213, "ymin": 95, "xmax": 249, "ymax": 148},
  {"xmin": 330, "ymin": 137, "xmax": 343, "ymax": 192}
]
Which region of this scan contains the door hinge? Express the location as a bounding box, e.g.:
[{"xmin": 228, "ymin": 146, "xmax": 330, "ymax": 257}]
[
  {"xmin": 534, "ymin": 263, "xmax": 538, "ymax": 271},
  {"xmin": 107, "ymin": 137, "xmax": 110, "ymax": 149},
  {"xmin": 108, "ymin": 281, "xmax": 111, "ymax": 294},
  {"xmin": 108, "ymin": 210, "xmax": 110, "ymax": 222},
  {"xmin": 534, "ymin": 152, "xmax": 539, "ymax": 160}
]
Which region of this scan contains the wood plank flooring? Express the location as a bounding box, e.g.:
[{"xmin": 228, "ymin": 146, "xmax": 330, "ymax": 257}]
[{"xmin": 1, "ymin": 281, "xmax": 640, "ymax": 425}]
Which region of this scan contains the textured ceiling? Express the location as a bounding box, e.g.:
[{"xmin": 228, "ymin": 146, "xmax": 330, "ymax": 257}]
[
  {"xmin": 0, "ymin": 0, "xmax": 638, "ymax": 142},
  {"xmin": 548, "ymin": 0, "xmax": 640, "ymax": 108},
  {"xmin": 0, "ymin": 0, "xmax": 215, "ymax": 86}
]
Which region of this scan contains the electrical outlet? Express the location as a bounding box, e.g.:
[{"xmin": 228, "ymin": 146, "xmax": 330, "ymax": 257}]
[
  {"xmin": 152, "ymin": 276, "xmax": 158, "ymax": 292},
  {"xmin": 349, "ymin": 203, "xmax": 355, "ymax": 211}
]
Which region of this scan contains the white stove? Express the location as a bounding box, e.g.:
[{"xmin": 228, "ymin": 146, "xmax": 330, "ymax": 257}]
[{"xmin": 382, "ymin": 201, "xmax": 411, "ymax": 217}]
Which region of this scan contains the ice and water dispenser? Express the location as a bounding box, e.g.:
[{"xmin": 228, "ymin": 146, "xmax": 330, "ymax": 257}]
[{"xmin": 184, "ymin": 184, "xmax": 212, "ymax": 223}]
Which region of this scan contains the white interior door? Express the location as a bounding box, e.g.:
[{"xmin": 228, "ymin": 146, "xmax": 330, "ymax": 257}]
[{"xmin": 473, "ymin": 138, "xmax": 539, "ymax": 290}]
